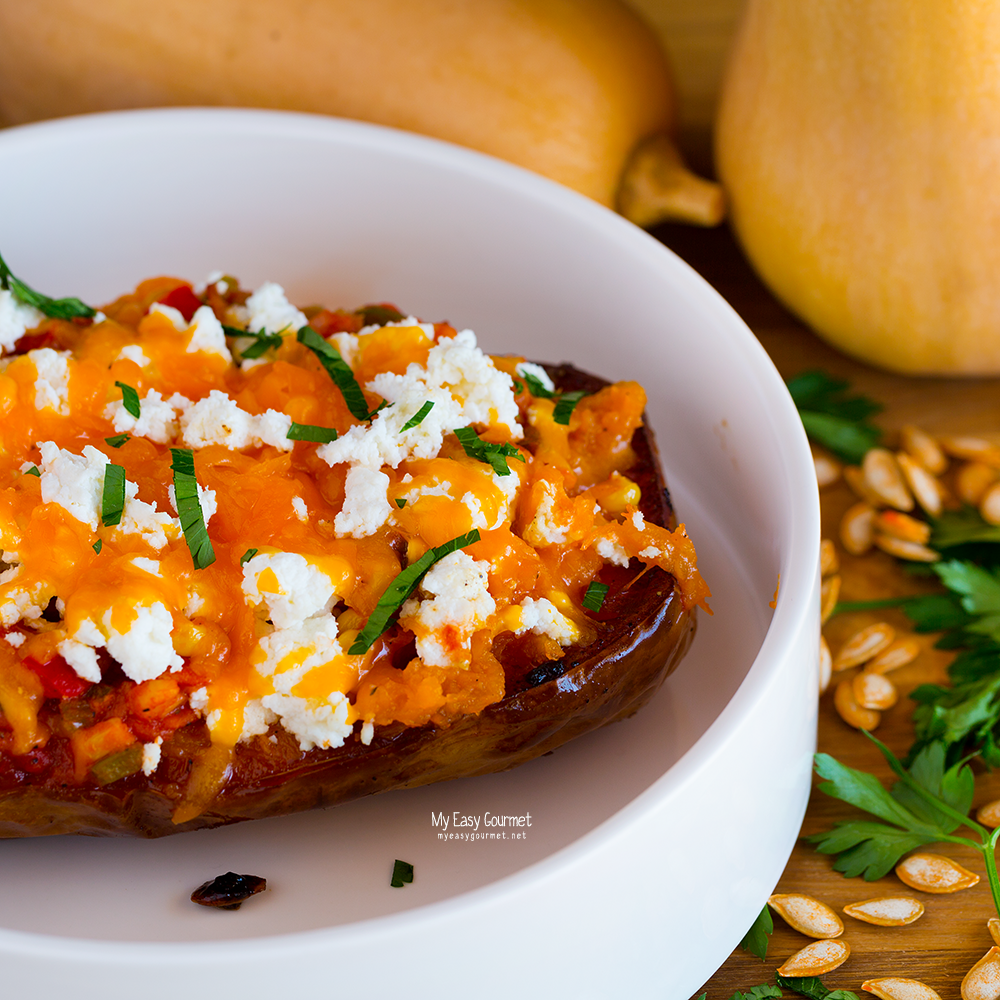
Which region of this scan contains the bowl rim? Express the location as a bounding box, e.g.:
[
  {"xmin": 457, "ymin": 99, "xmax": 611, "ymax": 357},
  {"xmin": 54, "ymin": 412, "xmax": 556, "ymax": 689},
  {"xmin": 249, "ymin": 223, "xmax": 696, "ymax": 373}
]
[{"xmin": 0, "ymin": 106, "xmax": 820, "ymax": 958}]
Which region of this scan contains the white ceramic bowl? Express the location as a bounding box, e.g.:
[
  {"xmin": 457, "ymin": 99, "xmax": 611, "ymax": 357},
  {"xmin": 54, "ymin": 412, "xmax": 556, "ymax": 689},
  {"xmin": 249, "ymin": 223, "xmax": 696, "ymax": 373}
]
[{"xmin": 0, "ymin": 109, "xmax": 819, "ymax": 999}]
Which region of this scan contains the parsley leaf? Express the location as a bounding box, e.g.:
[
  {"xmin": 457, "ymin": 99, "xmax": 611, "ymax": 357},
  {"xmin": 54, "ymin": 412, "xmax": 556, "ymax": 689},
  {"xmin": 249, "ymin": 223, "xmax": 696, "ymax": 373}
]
[
  {"xmin": 92, "ymin": 539, "xmax": 103, "ymax": 554},
  {"xmin": 739, "ymin": 903, "xmax": 773, "ymax": 962},
  {"xmin": 520, "ymin": 371, "xmax": 555, "ymax": 399},
  {"xmin": 222, "ymin": 324, "xmax": 285, "ymax": 359},
  {"xmin": 731, "ymin": 987, "xmax": 783, "ymax": 1000},
  {"xmin": 0, "ymin": 250, "xmax": 96, "ymax": 320},
  {"xmin": 24, "ymin": 465, "xmax": 40, "ymax": 477},
  {"xmin": 240, "ymin": 548, "xmax": 258, "ymax": 567},
  {"xmin": 169, "ymin": 448, "xmax": 216, "ymax": 570},
  {"xmin": 286, "ymin": 422, "xmax": 338, "ymax": 443},
  {"xmin": 390, "ymin": 859, "xmax": 414, "ymax": 887},
  {"xmin": 296, "ymin": 325, "xmax": 372, "ymax": 421},
  {"xmin": 931, "ymin": 506, "xmax": 1000, "ymax": 551},
  {"xmin": 775, "ymin": 975, "xmax": 860, "ymax": 1000},
  {"xmin": 101, "ymin": 464, "xmax": 127, "ymax": 527},
  {"xmin": 104, "ymin": 433, "xmax": 130, "ymax": 449},
  {"xmin": 519, "ymin": 369, "xmax": 589, "ymax": 425},
  {"xmin": 359, "ymin": 304, "xmax": 405, "ymax": 327},
  {"xmin": 453, "ymin": 426, "xmax": 525, "ymax": 477},
  {"xmin": 582, "ymin": 581, "xmax": 609, "ymax": 612},
  {"xmin": 114, "ymin": 381, "xmax": 141, "ymax": 419},
  {"xmin": 786, "ymin": 370, "xmax": 882, "ymax": 464},
  {"xmin": 349, "ymin": 530, "xmax": 481, "ymax": 654},
  {"xmin": 400, "ymin": 401, "xmax": 435, "ymax": 432},
  {"xmin": 394, "ymin": 498, "xmax": 407, "ymax": 509}
]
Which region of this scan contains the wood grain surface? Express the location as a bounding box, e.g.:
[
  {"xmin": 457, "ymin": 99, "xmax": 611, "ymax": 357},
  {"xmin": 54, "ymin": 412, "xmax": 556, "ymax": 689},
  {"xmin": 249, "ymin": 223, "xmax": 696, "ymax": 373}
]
[{"xmin": 653, "ymin": 221, "xmax": 1000, "ymax": 1000}]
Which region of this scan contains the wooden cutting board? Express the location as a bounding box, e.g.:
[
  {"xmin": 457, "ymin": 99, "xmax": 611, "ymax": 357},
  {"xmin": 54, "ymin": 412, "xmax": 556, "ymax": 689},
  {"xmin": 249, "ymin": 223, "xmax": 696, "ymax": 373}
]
[{"xmin": 654, "ymin": 222, "xmax": 1000, "ymax": 1000}]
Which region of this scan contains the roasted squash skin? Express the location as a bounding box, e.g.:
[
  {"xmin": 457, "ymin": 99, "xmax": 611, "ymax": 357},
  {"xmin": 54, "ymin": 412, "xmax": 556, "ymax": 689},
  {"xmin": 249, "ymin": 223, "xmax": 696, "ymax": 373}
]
[{"xmin": 0, "ymin": 365, "xmax": 697, "ymax": 838}]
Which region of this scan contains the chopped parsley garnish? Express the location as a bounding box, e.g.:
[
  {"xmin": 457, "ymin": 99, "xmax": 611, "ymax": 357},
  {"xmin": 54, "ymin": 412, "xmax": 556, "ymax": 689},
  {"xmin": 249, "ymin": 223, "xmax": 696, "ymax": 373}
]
[
  {"xmin": 738, "ymin": 904, "xmax": 773, "ymax": 962},
  {"xmin": 114, "ymin": 381, "xmax": 141, "ymax": 419},
  {"xmin": 286, "ymin": 421, "xmax": 338, "ymax": 443},
  {"xmin": 0, "ymin": 250, "xmax": 96, "ymax": 320},
  {"xmin": 359, "ymin": 304, "xmax": 405, "ymax": 327},
  {"xmin": 390, "ymin": 859, "xmax": 414, "ymax": 888},
  {"xmin": 349, "ymin": 530, "xmax": 481, "ymax": 654},
  {"xmin": 105, "ymin": 433, "xmax": 130, "ymax": 449},
  {"xmin": 453, "ymin": 426, "xmax": 525, "ymax": 477},
  {"xmin": 731, "ymin": 987, "xmax": 783, "ymax": 1000},
  {"xmin": 582, "ymin": 581, "xmax": 609, "ymax": 612},
  {"xmin": 100, "ymin": 464, "xmax": 127, "ymax": 527},
  {"xmin": 24, "ymin": 465, "xmax": 40, "ymax": 477},
  {"xmin": 296, "ymin": 325, "xmax": 372, "ymax": 421},
  {"xmin": 394, "ymin": 498, "xmax": 407, "ymax": 509},
  {"xmin": 222, "ymin": 324, "xmax": 284, "ymax": 359},
  {"xmin": 519, "ymin": 370, "xmax": 588, "ymax": 426},
  {"xmin": 786, "ymin": 369, "xmax": 882, "ymax": 464},
  {"xmin": 169, "ymin": 448, "xmax": 216, "ymax": 570},
  {"xmin": 775, "ymin": 976, "xmax": 861, "ymax": 1000},
  {"xmin": 92, "ymin": 539, "xmax": 103, "ymax": 554},
  {"xmin": 400, "ymin": 401, "xmax": 434, "ymax": 432},
  {"xmin": 240, "ymin": 548, "xmax": 259, "ymax": 566}
]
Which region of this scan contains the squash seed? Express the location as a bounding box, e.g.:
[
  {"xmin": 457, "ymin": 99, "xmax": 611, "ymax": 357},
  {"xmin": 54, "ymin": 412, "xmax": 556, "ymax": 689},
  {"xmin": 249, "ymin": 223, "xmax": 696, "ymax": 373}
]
[
  {"xmin": 843, "ymin": 895, "xmax": 924, "ymax": 926},
  {"xmin": 896, "ymin": 452, "xmax": 944, "ymax": 517},
  {"xmin": 814, "ymin": 448, "xmax": 843, "ymax": 488},
  {"xmin": 820, "ymin": 538, "xmax": 839, "ymax": 577},
  {"xmin": 853, "ymin": 670, "xmax": 898, "ymax": 711},
  {"xmin": 862, "ymin": 978, "xmax": 942, "ymax": 1000},
  {"xmin": 939, "ymin": 434, "xmax": 1000, "ymax": 468},
  {"xmin": 834, "ymin": 678, "xmax": 881, "ymax": 731},
  {"xmin": 961, "ymin": 946, "xmax": 1000, "ymax": 1000},
  {"xmin": 900, "ymin": 424, "xmax": 948, "ymax": 475},
  {"xmin": 840, "ymin": 501, "xmax": 877, "ymax": 555},
  {"xmin": 895, "ymin": 853, "xmax": 980, "ymax": 893},
  {"xmin": 956, "ymin": 461, "xmax": 1000, "ymax": 506},
  {"xmin": 819, "ymin": 635, "xmax": 832, "ymax": 695},
  {"xmin": 989, "ymin": 917, "xmax": 1000, "ymax": 948},
  {"xmin": 821, "ymin": 574, "xmax": 841, "ymax": 625},
  {"xmin": 866, "ymin": 637, "xmax": 921, "ymax": 675},
  {"xmin": 873, "ymin": 534, "xmax": 940, "ymax": 563},
  {"xmin": 768, "ymin": 893, "xmax": 844, "ymax": 938},
  {"xmin": 875, "ymin": 509, "xmax": 931, "ymax": 545},
  {"xmin": 976, "ymin": 799, "xmax": 1000, "ymax": 829},
  {"xmin": 834, "ymin": 622, "xmax": 896, "ymax": 671},
  {"xmin": 776, "ymin": 938, "xmax": 850, "ymax": 977},
  {"xmin": 844, "ymin": 465, "xmax": 887, "ymax": 507},
  {"xmin": 863, "ymin": 448, "xmax": 914, "ymax": 510},
  {"xmin": 981, "ymin": 482, "xmax": 1000, "ymax": 526}
]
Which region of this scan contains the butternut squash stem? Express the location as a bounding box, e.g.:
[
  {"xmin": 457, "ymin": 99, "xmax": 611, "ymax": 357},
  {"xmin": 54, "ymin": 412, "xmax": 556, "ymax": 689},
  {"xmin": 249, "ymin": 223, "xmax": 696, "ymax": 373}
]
[{"xmin": 617, "ymin": 133, "xmax": 726, "ymax": 229}]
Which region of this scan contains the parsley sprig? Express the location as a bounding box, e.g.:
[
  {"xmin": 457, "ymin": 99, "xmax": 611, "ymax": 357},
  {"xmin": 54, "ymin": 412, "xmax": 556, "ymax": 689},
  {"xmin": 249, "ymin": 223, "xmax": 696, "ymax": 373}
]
[
  {"xmin": 739, "ymin": 904, "xmax": 773, "ymax": 962},
  {"xmin": 348, "ymin": 530, "xmax": 480, "ymax": 654},
  {"xmin": 808, "ymin": 733, "xmax": 1000, "ymax": 919},
  {"xmin": 775, "ymin": 976, "xmax": 860, "ymax": 1000},
  {"xmin": 519, "ymin": 370, "xmax": 587, "ymax": 426},
  {"xmin": 786, "ymin": 370, "xmax": 882, "ymax": 464},
  {"xmin": 0, "ymin": 250, "xmax": 96, "ymax": 320},
  {"xmin": 222, "ymin": 323, "xmax": 284, "ymax": 359},
  {"xmin": 170, "ymin": 448, "xmax": 216, "ymax": 570},
  {"xmin": 453, "ymin": 426, "xmax": 525, "ymax": 477},
  {"xmin": 296, "ymin": 325, "xmax": 374, "ymax": 421}
]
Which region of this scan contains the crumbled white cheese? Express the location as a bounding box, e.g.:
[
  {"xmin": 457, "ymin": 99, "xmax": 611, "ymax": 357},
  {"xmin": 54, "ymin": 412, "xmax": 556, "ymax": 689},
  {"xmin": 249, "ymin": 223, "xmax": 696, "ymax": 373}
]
[
  {"xmin": 0, "ymin": 587, "xmax": 44, "ymax": 627},
  {"xmin": 0, "ymin": 288, "xmax": 45, "ymax": 354},
  {"xmin": 334, "ymin": 466, "xmax": 392, "ymax": 538},
  {"xmin": 253, "ymin": 615, "xmax": 344, "ymax": 693},
  {"xmin": 524, "ymin": 480, "xmax": 569, "ymax": 546},
  {"xmin": 515, "ymin": 361, "xmax": 555, "ymax": 393},
  {"xmin": 631, "ymin": 511, "xmax": 646, "ymax": 532},
  {"xmin": 38, "ymin": 441, "xmax": 109, "ymax": 530},
  {"xmin": 104, "ymin": 388, "xmax": 191, "ymax": 444},
  {"xmin": 328, "ymin": 332, "xmax": 359, "ymax": 369},
  {"xmin": 260, "ymin": 690, "xmax": 354, "ymax": 751},
  {"xmin": 189, "ymin": 687, "xmax": 209, "ymax": 712},
  {"xmin": 513, "ymin": 597, "xmax": 580, "ymax": 646},
  {"xmin": 400, "ymin": 550, "xmax": 495, "ymax": 667},
  {"xmin": 130, "ymin": 556, "xmax": 162, "ymax": 577},
  {"xmin": 0, "ymin": 563, "xmax": 20, "ymax": 586},
  {"xmin": 148, "ymin": 302, "xmax": 187, "ymax": 331},
  {"xmin": 318, "ymin": 329, "xmax": 520, "ymax": 470},
  {"xmin": 360, "ymin": 720, "xmax": 374, "ymax": 745},
  {"xmin": 179, "ymin": 390, "xmax": 292, "ymax": 452},
  {"xmin": 115, "ymin": 344, "xmax": 150, "ymax": 367},
  {"xmin": 185, "ymin": 304, "xmax": 232, "ymax": 361},
  {"xmin": 57, "ymin": 637, "xmax": 103, "ymax": 683},
  {"xmin": 3, "ymin": 631, "xmax": 24, "ymax": 648},
  {"xmin": 100, "ymin": 602, "xmax": 184, "ymax": 682},
  {"xmin": 594, "ymin": 535, "xmax": 630, "ymax": 567},
  {"xmin": 115, "ymin": 486, "xmax": 180, "ymax": 551},
  {"xmin": 241, "ymin": 551, "xmax": 343, "ymax": 629},
  {"xmin": 291, "ymin": 496, "xmax": 308, "ymax": 523},
  {"xmin": 141, "ymin": 738, "xmax": 162, "ymax": 776},
  {"xmin": 639, "ymin": 546, "xmax": 663, "ymax": 560},
  {"xmin": 238, "ymin": 699, "xmax": 278, "ymax": 741},
  {"xmin": 245, "ymin": 282, "xmax": 307, "ymax": 334},
  {"xmin": 461, "ymin": 491, "xmax": 488, "ymax": 531},
  {"xmin": 30, "ymin": 348, "xmax": 71, "ymax": 415}
]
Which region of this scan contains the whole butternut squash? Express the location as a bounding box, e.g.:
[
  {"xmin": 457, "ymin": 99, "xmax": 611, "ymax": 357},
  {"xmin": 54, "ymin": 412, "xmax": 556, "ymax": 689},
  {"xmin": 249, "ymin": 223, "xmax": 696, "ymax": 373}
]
[
  {"xmin": 0, "ymin": 0, "xmax": 722, "ymax": 228},
  {"xmin": 716, "ymin": 0, "xmax": 1000, "ymax": 375}
]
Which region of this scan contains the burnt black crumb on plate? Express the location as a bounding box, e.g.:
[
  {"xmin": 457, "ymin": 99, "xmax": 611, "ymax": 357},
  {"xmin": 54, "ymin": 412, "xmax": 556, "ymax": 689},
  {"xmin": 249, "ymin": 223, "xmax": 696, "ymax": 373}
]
[{"xmin": 190, "ymin": 872, "xmax": 266, "ymax": 910}]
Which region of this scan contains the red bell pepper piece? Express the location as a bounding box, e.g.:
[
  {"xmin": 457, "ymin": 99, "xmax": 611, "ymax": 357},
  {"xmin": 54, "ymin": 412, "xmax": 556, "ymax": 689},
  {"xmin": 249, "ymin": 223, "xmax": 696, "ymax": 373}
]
[
  {"xmin": 23, "ymin": 655, "xmax": 91, "ymax": 699},
  {"xmin": 156, "ymin": 285, "xmax": 203, "ymax": 323}
]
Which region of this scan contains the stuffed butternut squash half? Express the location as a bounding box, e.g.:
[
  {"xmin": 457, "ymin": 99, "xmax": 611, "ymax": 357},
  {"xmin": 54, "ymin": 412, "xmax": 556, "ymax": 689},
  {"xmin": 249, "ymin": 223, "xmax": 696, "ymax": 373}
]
[{"xmin": 0, "ymin": 264, "xmax": 709, "ymax": 837}]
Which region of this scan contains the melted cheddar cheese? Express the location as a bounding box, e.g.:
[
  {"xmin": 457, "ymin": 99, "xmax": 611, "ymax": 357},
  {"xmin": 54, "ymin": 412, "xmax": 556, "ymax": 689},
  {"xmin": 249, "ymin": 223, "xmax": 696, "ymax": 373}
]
[{"xmin": 0, "ymin": 274, "xmax": 710, "ymax": 807}]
